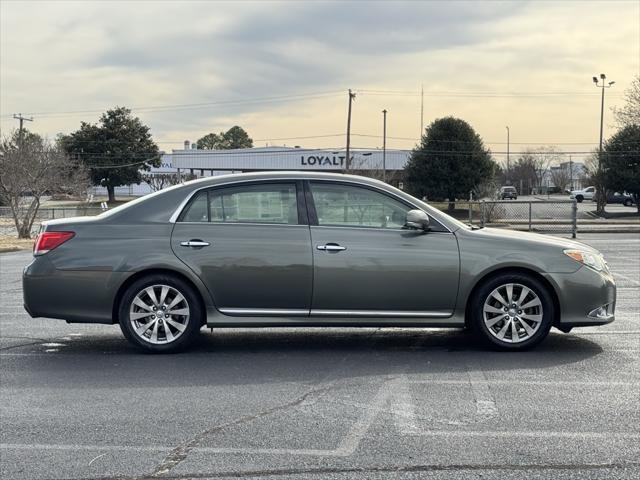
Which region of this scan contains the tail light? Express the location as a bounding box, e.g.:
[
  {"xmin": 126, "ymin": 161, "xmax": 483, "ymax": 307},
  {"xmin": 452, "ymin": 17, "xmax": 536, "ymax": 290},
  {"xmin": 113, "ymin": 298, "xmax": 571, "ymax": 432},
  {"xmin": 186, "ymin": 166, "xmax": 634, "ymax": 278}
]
[{"xmin": 33, "ymin": 231, "xmax": 75, "ymax": 256}]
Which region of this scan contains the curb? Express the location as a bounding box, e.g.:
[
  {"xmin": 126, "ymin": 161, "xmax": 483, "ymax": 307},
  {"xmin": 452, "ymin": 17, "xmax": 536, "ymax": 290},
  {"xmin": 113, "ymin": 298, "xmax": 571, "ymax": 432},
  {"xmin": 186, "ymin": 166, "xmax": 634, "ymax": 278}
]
[{"xmin": 0, "ymin": 246, "xmax": 21, "ymax": 253}]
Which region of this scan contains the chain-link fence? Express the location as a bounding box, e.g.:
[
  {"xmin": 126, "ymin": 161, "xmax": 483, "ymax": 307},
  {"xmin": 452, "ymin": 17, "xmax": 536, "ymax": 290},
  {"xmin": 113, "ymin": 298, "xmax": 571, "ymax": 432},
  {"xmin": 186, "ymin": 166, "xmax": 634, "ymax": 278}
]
[
  {"xmin": 430, "ymin": 200, "xmax": 577, "ymax": 237},
  {"xmin": 0, "ymin": 206, "xmax": 105, "ymax": 237},
  {"xmin": 1, "ymin": 200, "xmax": 578, "ymax": 238}
]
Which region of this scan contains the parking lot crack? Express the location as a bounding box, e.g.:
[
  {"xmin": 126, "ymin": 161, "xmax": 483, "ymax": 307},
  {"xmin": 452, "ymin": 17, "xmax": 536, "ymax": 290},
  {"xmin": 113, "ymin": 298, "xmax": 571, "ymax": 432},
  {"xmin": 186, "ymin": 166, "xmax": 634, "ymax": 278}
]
[{"xmin": 146, "ymin": 384, "xmax": 337, "ymax": 478}]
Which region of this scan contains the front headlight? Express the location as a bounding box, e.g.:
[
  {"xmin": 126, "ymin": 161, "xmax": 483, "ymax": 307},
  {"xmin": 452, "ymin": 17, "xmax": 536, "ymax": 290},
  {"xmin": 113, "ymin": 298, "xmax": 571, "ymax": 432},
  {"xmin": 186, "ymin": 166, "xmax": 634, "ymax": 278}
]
[{"xmin": 564, "ymin": 249, "xmax": 608, "ymax": 272}]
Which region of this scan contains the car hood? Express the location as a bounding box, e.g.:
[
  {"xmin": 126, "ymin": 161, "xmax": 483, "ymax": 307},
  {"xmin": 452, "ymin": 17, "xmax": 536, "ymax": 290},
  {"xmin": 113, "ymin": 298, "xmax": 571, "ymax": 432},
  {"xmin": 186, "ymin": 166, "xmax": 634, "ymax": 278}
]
[{"xmin": 467, "ymin": 227, "xmax": 598, "ymax": 253}]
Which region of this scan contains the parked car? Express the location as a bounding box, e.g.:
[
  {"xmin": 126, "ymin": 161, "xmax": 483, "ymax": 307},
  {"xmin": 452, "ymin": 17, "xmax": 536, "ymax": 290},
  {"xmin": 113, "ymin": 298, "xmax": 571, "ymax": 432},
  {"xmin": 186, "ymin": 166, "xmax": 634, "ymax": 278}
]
[
  {"xmin": 594, "ymin": 191, "xmax": 636, "ymax": 206},
  {"xmin": 570, "ymin": 186, "xmax": 596, "ymax": 202},
  {"xmin": 499, "ymin": 186, "xmax": 518, "ymax": 200},
  {"xmin": 23, "ymin": 172, "xmax": 615, "ymax": 352}
]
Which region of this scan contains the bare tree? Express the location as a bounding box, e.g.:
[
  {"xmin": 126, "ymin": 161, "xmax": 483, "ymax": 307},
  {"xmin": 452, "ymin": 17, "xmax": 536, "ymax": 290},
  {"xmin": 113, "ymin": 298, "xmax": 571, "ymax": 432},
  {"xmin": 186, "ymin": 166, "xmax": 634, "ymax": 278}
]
[
  {"xmin": 0, "ymin": 130, "xmax": 89, "ymax": 238},
  {"xmin": 527, "ymin": 147, "xmax": 561, "ymax": 192},
  {"xmin": 141, "ymin": 172, "xmax": 195, "ymax": 192},
  {"xmin": 510, "ymin": 154, "xmax": 537, "ymax": 194},
  {"xmin": 613, "ymin": 75, "xmax": 640, "ymax": 128},
  {"xmin": 550, "ymin": 166, "xmax": 571, "ymax": 193}
]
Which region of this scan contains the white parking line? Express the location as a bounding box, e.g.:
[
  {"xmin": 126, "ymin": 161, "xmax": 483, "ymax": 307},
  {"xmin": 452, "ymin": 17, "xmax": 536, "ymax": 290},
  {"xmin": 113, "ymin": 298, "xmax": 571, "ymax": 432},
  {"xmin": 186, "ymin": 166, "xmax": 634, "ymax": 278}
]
[
  {"xmin": 391, "ymin": 375, "xmax": 420, "ymax": 434},
  {"xmin": 467, "ymin": 369, "xmax": 498, "ymax": 417}
]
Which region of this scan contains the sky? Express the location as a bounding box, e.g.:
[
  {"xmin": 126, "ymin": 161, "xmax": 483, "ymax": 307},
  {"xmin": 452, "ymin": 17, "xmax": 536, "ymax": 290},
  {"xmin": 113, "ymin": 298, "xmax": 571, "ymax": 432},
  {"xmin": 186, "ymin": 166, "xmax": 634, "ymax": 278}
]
[{"xmin": 1, "ymin": 0, "xmax": 639, "ymax": 166}]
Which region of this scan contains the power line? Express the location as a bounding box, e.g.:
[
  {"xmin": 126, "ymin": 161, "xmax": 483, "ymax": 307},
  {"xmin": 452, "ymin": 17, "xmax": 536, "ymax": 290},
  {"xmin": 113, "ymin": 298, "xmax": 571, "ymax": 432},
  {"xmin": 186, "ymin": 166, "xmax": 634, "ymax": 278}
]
[
  {"xmin": 358, "ymin": 89, "xmax": 624, "ymax": 98},
  {"xmin": 0, "ymin": 91, "xmax": 344, "ymax": 119}
]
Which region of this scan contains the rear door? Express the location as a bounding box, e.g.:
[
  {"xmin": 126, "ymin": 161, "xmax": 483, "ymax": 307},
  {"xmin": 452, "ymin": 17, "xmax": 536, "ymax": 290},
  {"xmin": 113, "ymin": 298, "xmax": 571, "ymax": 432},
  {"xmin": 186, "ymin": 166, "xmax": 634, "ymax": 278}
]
[
  {"xmin": 171, "ymin": 180, "xmax": 313, "ymax": 316},
  {"xmin": 307, "ymin": 181, "xmax": 460, "ymax": 317}
]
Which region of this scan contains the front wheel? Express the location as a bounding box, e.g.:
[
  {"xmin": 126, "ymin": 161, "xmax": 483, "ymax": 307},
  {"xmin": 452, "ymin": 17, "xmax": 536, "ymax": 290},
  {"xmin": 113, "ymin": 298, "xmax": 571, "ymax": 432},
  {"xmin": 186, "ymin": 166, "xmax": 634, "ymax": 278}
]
[
  {"xmin": 575, "ymin": 195, "xmax": 584, "ymax": 203},
  {"xmin": 470, "ymin": 273, "xmax": 554, "ymax": 350},
  {"xmin": 624, "ymin": 199, "xmax": 632, "ymax": 207},
  {"xmin": 118, "ymin": 275, "xmax": 203, "ymax": 353}
]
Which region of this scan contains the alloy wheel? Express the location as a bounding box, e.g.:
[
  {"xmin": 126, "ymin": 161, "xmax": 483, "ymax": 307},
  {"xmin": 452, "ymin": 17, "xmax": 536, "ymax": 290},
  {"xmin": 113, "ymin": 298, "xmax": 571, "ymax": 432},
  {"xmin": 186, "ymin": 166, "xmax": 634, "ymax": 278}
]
[
  {"xmin": 482, "ymin": 283, "xmax": 543, "ymax": 344},
  {"xmin": 129, "ymin": 284, "xmax": 190, "ymax": 345}
]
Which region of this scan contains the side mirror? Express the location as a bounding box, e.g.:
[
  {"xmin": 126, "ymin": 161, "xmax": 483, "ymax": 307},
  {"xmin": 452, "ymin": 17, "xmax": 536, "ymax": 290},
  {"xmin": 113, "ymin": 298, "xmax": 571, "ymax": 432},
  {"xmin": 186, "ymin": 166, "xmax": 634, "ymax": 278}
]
[{"xmin": 404, "ymin": 209, "xmax": 430, "ymax": 231}]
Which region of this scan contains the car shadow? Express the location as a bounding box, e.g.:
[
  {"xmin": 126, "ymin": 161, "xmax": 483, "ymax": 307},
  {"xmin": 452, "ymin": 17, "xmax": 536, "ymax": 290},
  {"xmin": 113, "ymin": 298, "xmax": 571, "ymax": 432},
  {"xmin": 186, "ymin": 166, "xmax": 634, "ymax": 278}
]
[{"xmin": 13, "ymin": 327, "xmax": 614, "ymax": 389}]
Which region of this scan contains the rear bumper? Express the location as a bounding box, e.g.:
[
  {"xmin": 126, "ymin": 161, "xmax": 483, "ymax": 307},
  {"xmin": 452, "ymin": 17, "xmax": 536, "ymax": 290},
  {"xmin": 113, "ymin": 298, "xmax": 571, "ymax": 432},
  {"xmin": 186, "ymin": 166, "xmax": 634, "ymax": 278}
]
[
  {"xmin": 544, "ymin": 266, "xmax": 616, "ymax": 327},
  {"xmin": 22, "ymin": 255, "xmax": 126, "ymax": 324}
]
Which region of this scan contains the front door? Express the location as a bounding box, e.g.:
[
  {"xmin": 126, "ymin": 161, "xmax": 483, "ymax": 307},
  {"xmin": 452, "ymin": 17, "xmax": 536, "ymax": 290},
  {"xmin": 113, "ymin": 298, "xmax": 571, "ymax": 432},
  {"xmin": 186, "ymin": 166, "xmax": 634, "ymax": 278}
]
[
  {"xmin": 307, "ymin": 181, "xmax": 460, "ymax": 317},
  {"xmin": 171, "ymin": 181, "xmax": 312, "ymax": 316}
]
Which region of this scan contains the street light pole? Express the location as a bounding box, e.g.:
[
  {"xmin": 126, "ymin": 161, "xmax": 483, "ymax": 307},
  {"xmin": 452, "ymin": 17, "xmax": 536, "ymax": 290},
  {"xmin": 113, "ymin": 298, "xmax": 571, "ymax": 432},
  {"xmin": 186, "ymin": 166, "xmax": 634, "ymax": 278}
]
[
  {"xmin": 382, "ymin": 109, "xmax": 387, "ymax": 183},
  {"xmin": 506, "ymin": 126, "xmax": 510, "ymax": 184},
  {"xmin": 592, "ymin": 73, "xmax": 614, "ymax": 214},
  {"xmin": 345, "ymin": 89, "xmax": 356, "ymax": 171},
  {"xmin": 593, "ymin": 73, "xmax": 615, "ymax": 155}
]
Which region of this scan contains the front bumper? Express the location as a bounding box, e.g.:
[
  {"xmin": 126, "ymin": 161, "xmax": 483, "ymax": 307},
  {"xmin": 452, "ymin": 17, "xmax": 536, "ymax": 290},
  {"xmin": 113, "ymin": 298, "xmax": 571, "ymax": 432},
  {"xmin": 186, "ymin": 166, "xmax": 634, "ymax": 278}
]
[{"xmin": 544, "ymin": 266, "xmax": 616, "ymax": 327}]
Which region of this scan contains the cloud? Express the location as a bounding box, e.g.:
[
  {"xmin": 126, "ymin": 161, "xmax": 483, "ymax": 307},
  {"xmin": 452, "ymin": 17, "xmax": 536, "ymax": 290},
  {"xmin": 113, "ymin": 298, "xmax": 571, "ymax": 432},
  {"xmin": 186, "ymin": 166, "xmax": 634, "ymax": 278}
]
[{"xmin": 1, "ymin": 0, "xmax": 638, "ymax": 158}]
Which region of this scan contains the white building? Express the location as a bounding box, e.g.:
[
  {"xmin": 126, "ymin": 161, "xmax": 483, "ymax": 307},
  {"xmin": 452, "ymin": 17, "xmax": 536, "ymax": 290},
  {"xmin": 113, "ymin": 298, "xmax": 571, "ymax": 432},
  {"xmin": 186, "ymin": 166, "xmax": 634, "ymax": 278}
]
[
  {"xmin": 91, "ymin": 145, "xmax": 411, "ymax": 197},
  {"xmin": 172, "ymin": 144, "xmax": 410, "ymax": 186}
]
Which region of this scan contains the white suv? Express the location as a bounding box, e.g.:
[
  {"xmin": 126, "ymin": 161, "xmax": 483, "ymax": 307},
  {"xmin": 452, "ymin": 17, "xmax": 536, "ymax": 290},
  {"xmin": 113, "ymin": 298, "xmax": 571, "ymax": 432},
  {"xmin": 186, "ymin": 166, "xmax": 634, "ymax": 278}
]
[{"xmin": 570, "ymin": 186, "xmax": 595, "ymax": 203}]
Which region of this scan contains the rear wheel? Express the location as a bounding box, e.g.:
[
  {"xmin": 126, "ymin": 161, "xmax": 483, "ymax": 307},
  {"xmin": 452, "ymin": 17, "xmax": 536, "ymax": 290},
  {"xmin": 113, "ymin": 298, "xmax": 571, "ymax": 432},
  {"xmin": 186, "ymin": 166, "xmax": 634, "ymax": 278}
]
[
  {"xmin": 470, "ymin": 273, "xmax": 553, "ymax": 350},
  {"xmin": 624, "ymin": 199, "xmax": 632, "ymax": 206},
  {"xmin": 118, "ymin": 275, "xmax": 202, "ymax": 353}
]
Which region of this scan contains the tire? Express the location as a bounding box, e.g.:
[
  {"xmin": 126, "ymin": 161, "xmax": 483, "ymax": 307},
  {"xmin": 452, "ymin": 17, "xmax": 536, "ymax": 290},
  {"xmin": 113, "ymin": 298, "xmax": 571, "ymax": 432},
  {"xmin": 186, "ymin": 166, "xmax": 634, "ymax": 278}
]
[
  {"xmin": 118, "ymin": 274, "xmax": 203, "ymax": 353},
  {"xmin": 624, "ymin": 199, "xmax": 632, "ymax": 207},
  {"xmin": 470, "ymin": 273, "xmax": 554, "ymax": 351},
  {"xmin": 575, "ymin": 195, "xmax": 584, "ymax": 203}
]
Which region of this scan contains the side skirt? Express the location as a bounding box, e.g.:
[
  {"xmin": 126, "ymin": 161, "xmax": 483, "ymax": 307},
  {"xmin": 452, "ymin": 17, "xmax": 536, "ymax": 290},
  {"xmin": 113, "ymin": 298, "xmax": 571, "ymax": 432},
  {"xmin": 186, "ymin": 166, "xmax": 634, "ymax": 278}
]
[{"xmin": 205, "ymin": 307, "xmax": 466, "ymax": 328}]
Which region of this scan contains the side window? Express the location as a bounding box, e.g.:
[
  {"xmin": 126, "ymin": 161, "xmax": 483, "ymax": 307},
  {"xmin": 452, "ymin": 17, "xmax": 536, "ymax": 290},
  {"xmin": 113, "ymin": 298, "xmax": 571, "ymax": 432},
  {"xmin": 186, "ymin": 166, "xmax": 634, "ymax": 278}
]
[
  {"xmin": 310, "ymin": 182, "xmax": 410, "ymax": 229},
  {"xmin": 180, "ymin": 183, "xmax": 299, "ymax": 224}
]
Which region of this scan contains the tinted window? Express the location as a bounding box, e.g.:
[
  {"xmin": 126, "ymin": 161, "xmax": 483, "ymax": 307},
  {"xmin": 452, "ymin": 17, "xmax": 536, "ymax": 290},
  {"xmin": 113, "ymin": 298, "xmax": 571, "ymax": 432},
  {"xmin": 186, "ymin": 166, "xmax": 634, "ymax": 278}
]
[
  {"xmin": 310, "ymin": 182, "xmax": 409, "ymax": 229},
  {"xmin": 180, "ymin": 191, "xmax": 209, "ymax": 222},
  {"xmin": 180, "ymin": 183, "xmax": 298, "ymax": 224}
]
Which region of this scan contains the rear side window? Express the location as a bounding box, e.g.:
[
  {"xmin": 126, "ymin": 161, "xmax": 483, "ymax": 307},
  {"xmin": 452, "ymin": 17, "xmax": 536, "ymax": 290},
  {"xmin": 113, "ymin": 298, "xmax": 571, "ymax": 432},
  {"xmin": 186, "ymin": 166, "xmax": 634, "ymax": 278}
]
[
  {"xmin": 179, "ymin": 183, "xmax": 299, "ymax": 225},
  {"xmin": 180, "ymin": 192, "xmax": 208, "ymax": 222}
]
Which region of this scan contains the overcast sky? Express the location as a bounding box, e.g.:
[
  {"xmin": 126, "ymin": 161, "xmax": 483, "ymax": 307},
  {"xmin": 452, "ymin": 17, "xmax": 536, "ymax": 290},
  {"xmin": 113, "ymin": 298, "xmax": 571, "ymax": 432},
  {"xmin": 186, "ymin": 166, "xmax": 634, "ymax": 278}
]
[{"xmin": 1, "ymin": 0, "xmax": 638, "ymax": 164}]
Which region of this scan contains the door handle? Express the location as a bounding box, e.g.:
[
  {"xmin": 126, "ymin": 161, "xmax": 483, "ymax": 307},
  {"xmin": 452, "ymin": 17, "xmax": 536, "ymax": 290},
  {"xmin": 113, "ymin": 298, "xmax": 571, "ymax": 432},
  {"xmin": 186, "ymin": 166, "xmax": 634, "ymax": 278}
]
[
  {"xmin": 317, "ymin": 243, "xmax": 346, "ymax": 252},
  {"xmin": 180, "ymin": 240, "xmax": 210, "ymax": 248}
]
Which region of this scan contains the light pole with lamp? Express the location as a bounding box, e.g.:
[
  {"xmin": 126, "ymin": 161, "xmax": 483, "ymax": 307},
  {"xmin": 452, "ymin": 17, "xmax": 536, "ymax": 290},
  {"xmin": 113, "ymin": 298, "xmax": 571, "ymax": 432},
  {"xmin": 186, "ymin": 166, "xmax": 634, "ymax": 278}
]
[{"xmin": 592, "ymin": 73, "xmax": 614, "ymax": 213}]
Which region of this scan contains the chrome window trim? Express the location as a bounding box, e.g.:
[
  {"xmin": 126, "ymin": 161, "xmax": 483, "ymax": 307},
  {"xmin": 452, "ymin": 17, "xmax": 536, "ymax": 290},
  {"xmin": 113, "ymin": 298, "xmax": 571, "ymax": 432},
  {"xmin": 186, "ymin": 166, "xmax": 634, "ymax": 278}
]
[
  {"xmin": 310, "ymin": 309, "xmax": 452, "ymax": 318},
  {"xmin": 169, "ymin": 176, "xmax": 453, "ymax": 233},
  {"xmin": 176, "ymin": 222, "xmax": 308, "ymax": 228},
  {"xmin": 309, "ymin": 225, "xmax": 453, "ymax": 235}
]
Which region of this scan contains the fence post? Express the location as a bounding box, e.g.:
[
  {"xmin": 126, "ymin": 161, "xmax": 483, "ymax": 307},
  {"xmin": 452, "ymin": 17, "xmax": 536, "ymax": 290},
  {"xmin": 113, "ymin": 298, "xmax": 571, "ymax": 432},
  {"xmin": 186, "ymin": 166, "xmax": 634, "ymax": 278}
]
[
  {"xmin": 52, "ymin": 208, "xmax": 55, "ymax": 219},
  {"xmin": 571, "ymin": 199, "xmax": 577, "ymax": 238},
  {"xmin": 528, "ymin": 202, "xmax": 532, "ymax": 231},
  {"xmin": 480, "ymin": 201, "xmax": 485, "ymax": 228},
  {"xmin": 468, "ymin": 201, "xmax": 473, "ymax": 225}
]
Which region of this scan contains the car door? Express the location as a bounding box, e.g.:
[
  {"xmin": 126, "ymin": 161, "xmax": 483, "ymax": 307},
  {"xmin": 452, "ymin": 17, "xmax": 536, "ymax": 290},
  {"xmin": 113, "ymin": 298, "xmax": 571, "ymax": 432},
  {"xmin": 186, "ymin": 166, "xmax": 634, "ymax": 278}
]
[
  {"xmin": 306, "ymin": 180, "xmax": 460, "ymax": 317},
  {"xmin": 171, "ymin": 180, "xmax": 313, "ymax": 316}
]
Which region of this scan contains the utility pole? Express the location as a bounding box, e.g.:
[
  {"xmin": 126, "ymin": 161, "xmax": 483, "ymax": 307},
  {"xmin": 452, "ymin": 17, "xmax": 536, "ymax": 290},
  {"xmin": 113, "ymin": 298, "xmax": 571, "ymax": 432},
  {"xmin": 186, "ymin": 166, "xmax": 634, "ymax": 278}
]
[
  {"xmin": 382, "ymin": 109, "xmax": 387, "ymax": 183},
  {"xmin": 506, "ymin": 126, "xmax": 510, "ymax": 184},
  {"xmin": 345, "ymin": 89, "xmax": 356, "ymax": 171},
  {"xmin": 13, "ymin": 113, "xmax": 33, "ymax": 146},
  {"xmin": 420, "ymin": 84, "xmax": 424, "ymax": 140}
]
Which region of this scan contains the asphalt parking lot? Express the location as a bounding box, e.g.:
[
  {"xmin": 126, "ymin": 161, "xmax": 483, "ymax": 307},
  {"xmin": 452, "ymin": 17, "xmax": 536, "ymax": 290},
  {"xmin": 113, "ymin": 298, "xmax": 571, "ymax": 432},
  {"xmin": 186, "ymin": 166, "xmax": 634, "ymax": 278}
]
[{"xmin": 1, "ymin": 233, "xmax": 638, "ymax": 480}]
